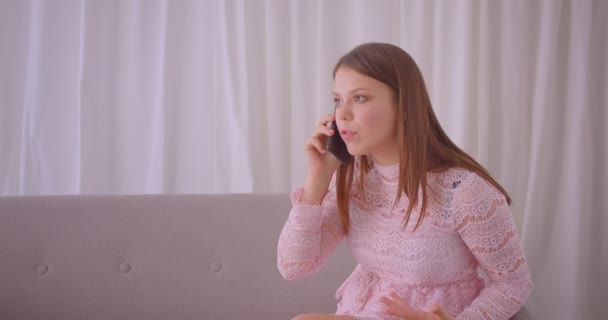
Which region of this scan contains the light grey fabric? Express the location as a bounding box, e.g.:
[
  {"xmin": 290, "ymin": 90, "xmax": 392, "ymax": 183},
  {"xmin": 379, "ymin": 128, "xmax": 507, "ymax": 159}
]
[
  {"xmin": 0, "ymin": 194, "xmax": 355, "ymax": 320},
  {"xmin": 0, "ymin": 194, "xmax": 532, "ymax": 319}
]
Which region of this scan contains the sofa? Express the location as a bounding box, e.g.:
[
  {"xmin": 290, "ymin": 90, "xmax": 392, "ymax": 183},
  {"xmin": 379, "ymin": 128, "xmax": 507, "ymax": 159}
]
[{"xmin": 0, "ymin": 194, "xmax": 532, "ymax": 319}]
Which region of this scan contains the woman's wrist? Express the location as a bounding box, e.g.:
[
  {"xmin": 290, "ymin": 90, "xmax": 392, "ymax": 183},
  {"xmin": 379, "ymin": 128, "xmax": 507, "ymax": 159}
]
[{"xmin": 301, "ymin": 174, "xmax": 332, "ymax": 205}]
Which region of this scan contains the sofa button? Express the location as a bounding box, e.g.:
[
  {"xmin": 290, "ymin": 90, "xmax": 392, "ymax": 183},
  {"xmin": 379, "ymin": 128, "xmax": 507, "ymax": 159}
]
[
  {"xmin": 210, "ymin": 262, "xmax": 223, "ymax": 272},
  {"xmin": 120, "ymin": 263, "xmax": 132, "ymax": 273},
  {"xmin": 36, "ymin": 264, "xmax": 48, "ymax": 275}
]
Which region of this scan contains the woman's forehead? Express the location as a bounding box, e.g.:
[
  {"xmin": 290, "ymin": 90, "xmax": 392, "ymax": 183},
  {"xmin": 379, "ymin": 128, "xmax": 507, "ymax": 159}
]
[{"xmin": 333, "ymin": 66, "xmax": 387, "ymax": 94}]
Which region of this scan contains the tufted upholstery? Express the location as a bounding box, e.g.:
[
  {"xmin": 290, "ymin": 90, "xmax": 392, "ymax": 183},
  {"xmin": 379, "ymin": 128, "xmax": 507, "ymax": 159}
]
[
  {"xmin": 0, "ymin": 194, "xmax": 355, "ymax": 320},
  {"xmin": 0, "ymin": 194, "xmax": 531, "ymax": 320}
]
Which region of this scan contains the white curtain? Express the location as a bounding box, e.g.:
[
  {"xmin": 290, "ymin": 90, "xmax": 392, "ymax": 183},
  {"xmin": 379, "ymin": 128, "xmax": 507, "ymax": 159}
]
[{"xmin": 1, "ymin": 0, "xmax": 606, "ymax": 318}]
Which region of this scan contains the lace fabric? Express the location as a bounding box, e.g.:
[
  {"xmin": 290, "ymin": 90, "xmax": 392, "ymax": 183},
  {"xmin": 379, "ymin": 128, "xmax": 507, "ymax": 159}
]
[{"xmin": 277, "ymin": 161, "xmax": 533, "ymax": 319}]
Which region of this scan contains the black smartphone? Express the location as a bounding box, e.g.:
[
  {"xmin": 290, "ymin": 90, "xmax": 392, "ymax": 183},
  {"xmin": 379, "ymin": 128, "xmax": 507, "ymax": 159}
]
[{"xmin": 326, "ymin": 120, "xmax": 353, "ymax": 164}]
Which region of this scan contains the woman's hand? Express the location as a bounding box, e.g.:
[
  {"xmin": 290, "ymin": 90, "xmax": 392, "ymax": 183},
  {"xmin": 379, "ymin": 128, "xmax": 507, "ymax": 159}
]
[
  {"xmin": 304, "ymin": 113, "xmax": 341, "ymax": 177},
  {"xmin": 300, "ymin": 114, "xmax": 342, "ymax": 204},
  {"xmin": 380, "ymin": 292, "xmax": 454, "ymax": 320}
]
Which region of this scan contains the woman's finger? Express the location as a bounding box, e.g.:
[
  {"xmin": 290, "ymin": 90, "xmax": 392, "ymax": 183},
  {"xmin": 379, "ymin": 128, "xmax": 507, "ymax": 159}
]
[
  {"xmin": 430, "ymin": 304, "xmax": 453, "ymax": 320},
  {"xmin": 317, "ymin": 113, "xmax": 335, "ymax": 127},
  {"xmin": 380, "ymin": 292, "xmax": 432, "ymax": 320},
  {"xmin": 306, "ymin": 137, "xmax": 326, "ymax": 154},
  {"xmin": 388, "ymin": 292, "xmax": 411, "ymax": 310},
  {"xmin": 312, "ymin": 125, "xmax": 334, "ymax": 139},
  {"xmin": 380, "ymin": 297, "xmax": 406, "ymax": 318}
]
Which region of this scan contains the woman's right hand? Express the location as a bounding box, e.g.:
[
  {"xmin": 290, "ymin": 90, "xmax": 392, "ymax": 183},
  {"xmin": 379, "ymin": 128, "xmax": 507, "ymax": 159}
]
[
  {"xmin": 304, "ymin": 113, "xmax": 341, "ymax": 178},
  {"xmin": 300, "ymin": 114, "xmax": 342, "ymax": 204}
]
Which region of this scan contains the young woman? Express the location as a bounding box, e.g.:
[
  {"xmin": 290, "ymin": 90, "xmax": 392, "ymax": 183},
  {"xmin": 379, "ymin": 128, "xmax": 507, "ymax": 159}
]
[{"xmin": 277, "ymin": 43, "xmax": 533, "ymax": 320}]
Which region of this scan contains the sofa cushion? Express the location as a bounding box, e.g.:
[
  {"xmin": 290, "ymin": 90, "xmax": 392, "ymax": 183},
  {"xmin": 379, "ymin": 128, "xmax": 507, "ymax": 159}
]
[{"xmin": 0, "ymin": 194, "xmax": 356, "ymax": 320}]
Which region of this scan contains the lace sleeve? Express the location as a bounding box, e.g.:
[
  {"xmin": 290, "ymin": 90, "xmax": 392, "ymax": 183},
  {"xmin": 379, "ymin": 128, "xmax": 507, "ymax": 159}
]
[
  {"xmin": 277, "ymin": 175, "xmax": 345, "ymax": 280},
  {"xmin": 453, "ymin": 172, "xmax": 533, "ymax": 320}
]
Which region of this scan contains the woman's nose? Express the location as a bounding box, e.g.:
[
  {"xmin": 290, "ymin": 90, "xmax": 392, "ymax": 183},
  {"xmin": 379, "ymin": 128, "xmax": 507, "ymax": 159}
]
[{"xmin": 336, "ymin": 102, "xmax": 353, "ymax": 120}]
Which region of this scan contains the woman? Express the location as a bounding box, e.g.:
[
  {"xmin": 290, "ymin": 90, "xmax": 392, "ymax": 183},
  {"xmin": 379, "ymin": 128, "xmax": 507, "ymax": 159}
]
[{"xmin": 277, "ymin": 42, "xmax": 533, "ymax": 320}]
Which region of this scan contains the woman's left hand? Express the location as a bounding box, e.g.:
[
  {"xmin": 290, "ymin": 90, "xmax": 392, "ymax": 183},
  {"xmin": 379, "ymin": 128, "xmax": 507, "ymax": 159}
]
[{"xmin": 380, "ymin": 292, "xmax": 455, "ymax": 320}]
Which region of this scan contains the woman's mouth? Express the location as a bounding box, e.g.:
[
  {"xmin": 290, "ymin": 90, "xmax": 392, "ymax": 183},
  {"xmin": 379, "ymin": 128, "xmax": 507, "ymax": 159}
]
[{"xmin": 340, "ymin": 130, "xmax": 357, "ymax": 141}]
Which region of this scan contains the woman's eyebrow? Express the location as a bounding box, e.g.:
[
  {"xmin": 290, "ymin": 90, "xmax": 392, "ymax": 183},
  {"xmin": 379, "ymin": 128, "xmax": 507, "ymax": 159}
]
[{"xmin": 332, "ymin": 87, "xmax": 372, "ymax": 96}]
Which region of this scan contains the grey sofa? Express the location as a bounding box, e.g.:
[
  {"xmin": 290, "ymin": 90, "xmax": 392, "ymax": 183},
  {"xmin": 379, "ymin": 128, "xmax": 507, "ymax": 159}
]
[{"xmin": 0, "ymin": 194, "xmax": 531, "ymax": 320}]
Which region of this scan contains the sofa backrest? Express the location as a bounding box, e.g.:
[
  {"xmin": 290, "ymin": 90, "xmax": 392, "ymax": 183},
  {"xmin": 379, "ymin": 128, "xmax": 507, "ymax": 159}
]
[{"xmin": 0, "ymin": 194, "xmax": 356, "ymax": 320}]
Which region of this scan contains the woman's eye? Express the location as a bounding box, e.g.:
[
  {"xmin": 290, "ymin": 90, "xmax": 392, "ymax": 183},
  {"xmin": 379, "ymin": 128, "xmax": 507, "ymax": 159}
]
[
  {"xmin": 354, "ymin": 95, "xmax": 367, "ymax": 103},
  {"xmin": 333, "ymin": 98, "xmax": 342, "ymax": 107}
]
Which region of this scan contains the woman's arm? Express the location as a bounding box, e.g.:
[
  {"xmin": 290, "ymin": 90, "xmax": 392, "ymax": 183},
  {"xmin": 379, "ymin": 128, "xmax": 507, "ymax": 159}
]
[
  {"xmin": 277, "ymin": 176, "xmax": 345, "ymax": 280},
  {"xmin": 454, "ymin": 173, "xmax": 534, "ymax": 320}
]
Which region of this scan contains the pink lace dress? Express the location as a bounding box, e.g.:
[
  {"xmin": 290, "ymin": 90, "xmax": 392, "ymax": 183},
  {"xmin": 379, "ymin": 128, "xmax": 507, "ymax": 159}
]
[{"xmin": 277, "ymin": 162, "xmax": 533, "ymax": 319}]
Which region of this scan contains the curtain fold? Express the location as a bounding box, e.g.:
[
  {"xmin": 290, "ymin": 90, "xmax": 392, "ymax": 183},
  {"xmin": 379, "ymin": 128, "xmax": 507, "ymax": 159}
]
[{"xmin": 1, "ymin": 0, "xmax": 606, "ymax": 318}]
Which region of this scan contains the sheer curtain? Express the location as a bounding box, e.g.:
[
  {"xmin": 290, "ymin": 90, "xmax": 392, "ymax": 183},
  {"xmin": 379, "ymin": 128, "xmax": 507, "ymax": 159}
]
[{"xmin": 1, "ymin": 0, "xmax": 606, "ymax": 318}]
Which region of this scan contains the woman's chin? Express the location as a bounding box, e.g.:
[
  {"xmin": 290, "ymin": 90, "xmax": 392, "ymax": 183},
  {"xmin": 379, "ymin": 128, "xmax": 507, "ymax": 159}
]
[{"xmin": 346, "ymin": 146, "xmax": 366, "ymax": 157}]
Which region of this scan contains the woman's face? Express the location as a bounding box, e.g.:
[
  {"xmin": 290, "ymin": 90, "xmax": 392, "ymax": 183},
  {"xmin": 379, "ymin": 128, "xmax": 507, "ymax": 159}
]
[{"xmin": 333, "ymin": 66, "xmax": 399, "ymax": 165}]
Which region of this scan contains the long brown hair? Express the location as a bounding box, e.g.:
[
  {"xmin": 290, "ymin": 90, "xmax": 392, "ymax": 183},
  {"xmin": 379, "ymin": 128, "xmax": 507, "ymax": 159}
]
[{"xmin": 333, "ymin": 43, "xmax": 511, "ymax": 235}]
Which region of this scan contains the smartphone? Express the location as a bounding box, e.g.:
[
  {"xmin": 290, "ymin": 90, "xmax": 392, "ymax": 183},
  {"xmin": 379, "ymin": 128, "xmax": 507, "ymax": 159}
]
[{"xmin": 326, "ymin": 120, "xmax": 353, "ymax": 164}]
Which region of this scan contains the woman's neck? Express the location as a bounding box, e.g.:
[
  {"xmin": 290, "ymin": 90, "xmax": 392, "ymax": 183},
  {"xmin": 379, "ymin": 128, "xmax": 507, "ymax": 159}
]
[{"xmin": 369, "ymin": 150, "xmax": 399, "ymax": 165}]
